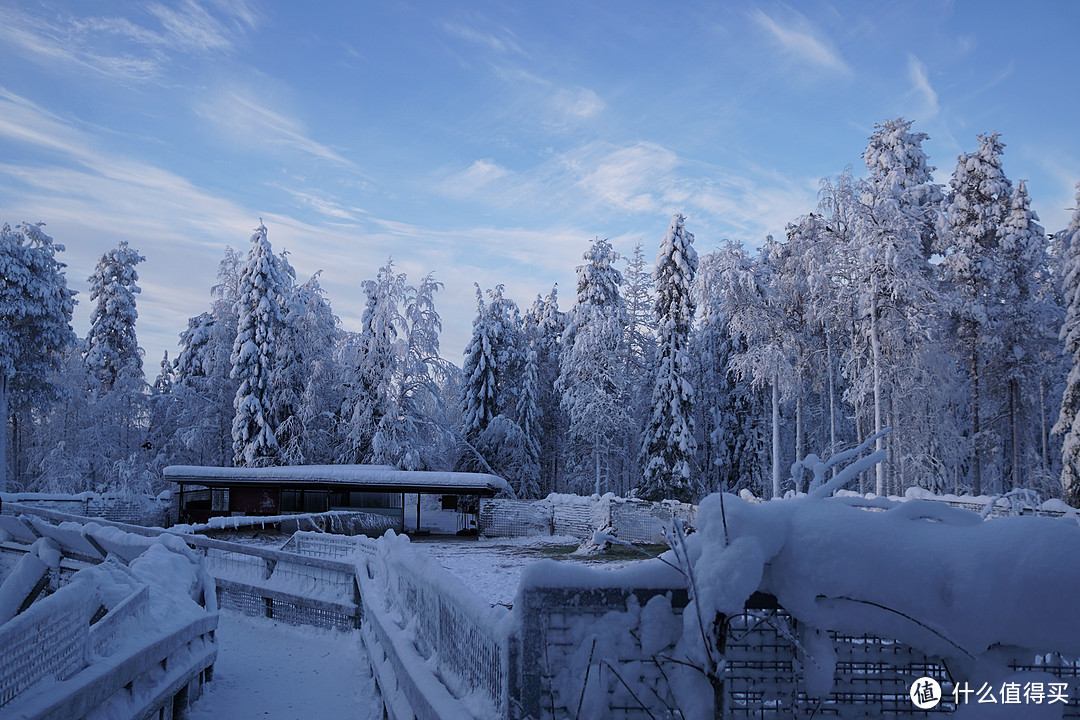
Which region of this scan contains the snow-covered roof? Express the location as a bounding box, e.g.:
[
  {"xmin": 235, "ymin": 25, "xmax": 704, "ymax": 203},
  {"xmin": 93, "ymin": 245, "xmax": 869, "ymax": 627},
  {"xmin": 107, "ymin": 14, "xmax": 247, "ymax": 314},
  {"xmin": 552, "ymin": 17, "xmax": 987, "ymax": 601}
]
[{"xmin": 163, "ymin": 464, "xmax": 509, "ymax": 495}]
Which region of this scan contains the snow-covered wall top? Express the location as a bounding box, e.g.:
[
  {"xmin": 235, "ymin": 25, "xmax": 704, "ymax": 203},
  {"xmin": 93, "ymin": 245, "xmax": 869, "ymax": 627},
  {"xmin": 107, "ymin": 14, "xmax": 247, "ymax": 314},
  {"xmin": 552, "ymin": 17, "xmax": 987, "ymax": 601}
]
[
  {"xmin": 687, "ymin": 492, "xmax": 1080, "ymax": 665},
  {"xmin": 163, "ymin": 464, "xmax": 509, "ymax": 494}
]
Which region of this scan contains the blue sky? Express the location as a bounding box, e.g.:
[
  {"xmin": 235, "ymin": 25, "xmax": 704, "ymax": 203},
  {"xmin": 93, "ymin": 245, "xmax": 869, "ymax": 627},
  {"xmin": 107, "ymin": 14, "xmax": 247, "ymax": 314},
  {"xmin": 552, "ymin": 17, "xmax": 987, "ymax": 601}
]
[{"xmin": 1, "ymin": 0, "xmax": 1077, "ymax": 369}]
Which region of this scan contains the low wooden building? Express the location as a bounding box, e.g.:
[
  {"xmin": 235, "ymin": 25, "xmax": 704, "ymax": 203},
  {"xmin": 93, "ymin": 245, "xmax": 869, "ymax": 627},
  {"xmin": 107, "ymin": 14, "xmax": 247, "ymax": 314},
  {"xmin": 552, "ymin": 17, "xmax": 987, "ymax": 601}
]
[{"xmin": 164, "ymin": 465, "xmax": 509, "ymax": 535}]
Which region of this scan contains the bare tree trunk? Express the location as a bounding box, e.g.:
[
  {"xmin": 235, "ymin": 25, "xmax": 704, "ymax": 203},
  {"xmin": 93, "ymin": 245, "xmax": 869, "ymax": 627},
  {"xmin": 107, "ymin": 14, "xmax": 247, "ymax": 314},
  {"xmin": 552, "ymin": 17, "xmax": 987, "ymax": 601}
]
[
  {"xmin": 1010, "ymin": 379, "xmax": 1020, "ymax": 491},
  {"xmin": 971, "ymin": 340, "xmax": 982, "ymax": 496},
  {"xmin": 772, "ymin": 378, "xmax": 781, "ymax": 499},
  {"xmin": 595, "ymin": 446, "xmax": 601, "ymax": 497},
  {"xmin": 872, "ymin": 291, "xmax": 884, "ymax": 495},
  {"xmin": 828, "ymin": 335, "xmax": 837, "ymax": 479},
  {"xmin": 0, "ymin": 373, "xmax": 8, "ymax": 493},
  {"xmin": 1040, "ymin": 376, "xmax": 1049, "ymax": 471}
]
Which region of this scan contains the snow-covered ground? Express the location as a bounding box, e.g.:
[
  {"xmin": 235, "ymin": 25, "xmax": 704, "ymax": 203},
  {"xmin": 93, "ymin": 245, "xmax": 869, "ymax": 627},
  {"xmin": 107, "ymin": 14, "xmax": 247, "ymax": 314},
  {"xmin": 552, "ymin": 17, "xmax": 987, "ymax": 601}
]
[
  {"xmin": 187, "ymin": 610, "xmax": 380, "ymax": 720},
  {"xmin": 410, "ymin": 535, "xmax": 643, "ymax": 607}
]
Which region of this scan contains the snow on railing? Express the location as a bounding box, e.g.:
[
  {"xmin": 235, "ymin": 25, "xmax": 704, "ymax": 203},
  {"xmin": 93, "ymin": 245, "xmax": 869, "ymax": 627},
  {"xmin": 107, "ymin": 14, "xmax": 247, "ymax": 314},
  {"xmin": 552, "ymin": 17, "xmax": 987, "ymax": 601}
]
[
  {"xmin": 0, "ymin": 518, "xmax": 218, "ymax": 719},
  {"xmin": 281, "ymin": 529, "xmax": 379, "ymax": 559},
  {"xmin": 0, "ymin": 576, "xmax": 96, "ymax": 708},
  {"xmin": 172, "ymin": 508, "xmax": 395, "ymax": 536},
  {"xmin": 362, "ymin": 531, "xmax": 511, "ymax": 718}
]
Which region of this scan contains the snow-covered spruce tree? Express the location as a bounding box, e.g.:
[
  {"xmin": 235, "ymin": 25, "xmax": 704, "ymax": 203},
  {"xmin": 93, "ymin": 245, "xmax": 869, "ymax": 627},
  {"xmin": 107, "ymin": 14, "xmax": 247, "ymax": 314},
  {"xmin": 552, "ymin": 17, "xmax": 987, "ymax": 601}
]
[
  {"xmin": 82, "ymin": 241, "xmax": 148, "ymax": 487},
  {"xmin": 277, "ymin": 271, "xmax": 341, "ymax": 465},
  {"xmin": 510, "ymin": 341, "xmax": 543, "ymax": 497},
  {"xmin": 84, "ymin": 241, "xmax": 145, "ymax": 391},
  {"xmin": 0, "ymin": 222, "xmax": 76, "ymax": 492},
  {"xmin": 525, "ymin": 285, "xmax": 566, "ymax": 494},
  {"xmin": 345, "ymin": 260, "xmax": 405, "ymax": 464},
  {"xmin": 231, "ymin": 223, "xmax": 289, "ymax": 467},
  {"xmin": 638, "ymin": 214, "xmax": 698, "ymax": 502},
  {"xmin": 461, "ymin": 285, "xmax": 499, "ymax": 442},
  {"xmin": 940, "ymin": 133, "xmax": 1012, "ymax": 495},
  {"xmin": 1054, "ymin": 183, "xmax": 1080, "ymax": 505},
  {"xmin": 160, "ymin": 247, "xmax": 243, "ymax": 468},
  {"xmin": 557, "ymin": 238, "xmax": 629, "ymax": 496},
  {"xmin": 995, "ymin": 179, "xmax": 1050, "ymax": 490},
  {"xmin": 622, "ymin": 243, "xmax": 657, "ymax": 492},
  {"xmin": 862, "ymin": 118, "xmax": 943, "ymax": 258}
]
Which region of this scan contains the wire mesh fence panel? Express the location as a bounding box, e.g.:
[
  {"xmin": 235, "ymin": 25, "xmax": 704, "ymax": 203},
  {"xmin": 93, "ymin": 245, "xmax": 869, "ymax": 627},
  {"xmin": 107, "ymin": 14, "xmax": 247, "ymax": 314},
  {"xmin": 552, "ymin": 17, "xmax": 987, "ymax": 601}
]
[
  {"xmin": 216, "ymin": 584, "xmax": 268, "ymax": 617},
  {"xmin": 515, "ymin": 585, "xmax": 688, "ymax": 720},
  {"xmin": 269, "ymin": 559, "xmax": 354, "ymax": 603},
  {"xmin": 551, "ymin": 501, "xmax": 596, "ymax": 539},
  {"xmin": 376, "ymin": 540, "xmax": 511, "ymax": 714},
  {"xmin": 480, "ymin": 499, "xmax": 552, "ymax": 538},
  {"xmin": 0, "ymin": 585, "xmax": 95, "ymax": 709},
  {"xmin": 201, "ymin": 546, "xmax": 270, "ymax": 584},
  {"xmin": 282, "ymin": 532, "xmax": 360, "ymax": 558},
  {"xmin": 609, "ymin": 501, "xmax": 673, "ymax": 544}
]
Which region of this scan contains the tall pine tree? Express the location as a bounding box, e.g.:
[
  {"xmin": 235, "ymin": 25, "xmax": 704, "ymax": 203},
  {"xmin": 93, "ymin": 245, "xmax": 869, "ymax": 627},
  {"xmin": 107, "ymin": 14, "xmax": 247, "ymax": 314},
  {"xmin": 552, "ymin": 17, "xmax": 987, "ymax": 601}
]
[
  {"xmin": 639, "ymin": 214, "xmax": 698, "ymax": 502},
  {"xmin": 941, "ymin": 133, "xmax": 1012, "ymax": 494},
  {"xmin": 84, "ymin": 241, "xmax": 145, "ymax": 391},
  {"xmin": 231, "ymin": 223, "xmax": 288, "ymax": 467},
  {"xmin": 0, "ymin": 223, "xmax": 75, "ymax": 492}
]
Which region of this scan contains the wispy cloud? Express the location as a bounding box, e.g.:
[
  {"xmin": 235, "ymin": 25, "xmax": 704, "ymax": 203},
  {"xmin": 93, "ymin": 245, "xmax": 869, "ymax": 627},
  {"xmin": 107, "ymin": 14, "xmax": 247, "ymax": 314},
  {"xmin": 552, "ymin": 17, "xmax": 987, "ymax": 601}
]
[
  {"xmin": 551, "ymin": 87, "xmax": 605, "ymax": 121},
  {"xmin": 0, "ymin": 1, "xmax": 253, "ymax": 81},
  {"xmin": 280, "ymin": 187, "xmax": 362, "ymax": 221},
  {"xmin": 752, "ymin": 8, "xmax": 850, "ymax": 74},
  {"xmin": 196, "ymin": 89, "xmax": 355, "ymax": 166},
  {"xmin": 489, "ymin": 67, "xmax": 606, "ymax": 131},
  {"xmin": 571, "ymin": 142, "xmax": 680, "ymax": 215},
  {"xmin": 442, "ymin": 22, "xmax": 524, "ymax": 56},
  {"xmin": 438, "ymin": 159, "xmax": 511, "ymax": 198},
  {"xmin": 906, "ymin": 54, "xmax": 940, "ymax": 120},
  {"xmin": 432, "ymin": 138, "xmax": 818, "ymax": 244}
]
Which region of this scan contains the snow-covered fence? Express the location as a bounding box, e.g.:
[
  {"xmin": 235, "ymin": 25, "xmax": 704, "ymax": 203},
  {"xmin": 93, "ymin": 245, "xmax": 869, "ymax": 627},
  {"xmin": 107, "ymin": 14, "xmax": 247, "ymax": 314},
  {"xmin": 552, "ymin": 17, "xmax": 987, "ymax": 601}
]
[
  {"xmin": 513, "ymin": 571, "xmax": 689, "ymax": 719},
  {"xmin": 1, "ymin": 492, "xmax": 171, "ymax": 527},
  {"xmin": 478, "ymin": 498, "xmax": 552, "ymax": 537},
  {"xmin": 362, "ymin": 532, "xmax": 511, "ymax": 719},
  {"xmin": 0, "ymin": 521, "xmax": 218, "ymax": 720},
  {"xmin": 3, "ymin": 500, "xmax": 365, "ymax": 632},
  {"xmin": 281, "ymin": 529, "xmax": 379, "ymax": 558},
  {"xmin": 480, "ymin": 494, "xmax": 697, "ymax": 544},
  {"xmin": 0, "ymin": 579, "xmax": 95, "ymax": 708},
  {"xmin": 184, "ymin": 533, "xmax": 363, "ymax": 632},
  {"xmin": 174, "ymin": 509, "xmax": 396, "ymax": 536}
]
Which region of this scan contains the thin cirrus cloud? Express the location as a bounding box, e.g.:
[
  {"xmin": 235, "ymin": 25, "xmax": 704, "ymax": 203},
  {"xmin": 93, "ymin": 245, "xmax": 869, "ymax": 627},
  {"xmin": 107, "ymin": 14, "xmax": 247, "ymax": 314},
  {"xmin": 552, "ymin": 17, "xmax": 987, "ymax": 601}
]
[
  {"xmin": 441, "ymin": 21, "xmax": 525, "ymax": 56},
  {"xmin": 194, "ymin": 89, "xmax": 356, "ymax": 167},
  {"xmin": 906, "ymin": 54, "xmax": 940, "ymax": 121},
  {"xmin": 0, "ymin": 1, "xmax": 252, "ymax": 81},
  {"xmin": 751, "ymin": 7, "xmax": 851, "ymax": 74},
  {"xmin": 434, "ymin": 139, "xmax": 818, "ymax": 245}
]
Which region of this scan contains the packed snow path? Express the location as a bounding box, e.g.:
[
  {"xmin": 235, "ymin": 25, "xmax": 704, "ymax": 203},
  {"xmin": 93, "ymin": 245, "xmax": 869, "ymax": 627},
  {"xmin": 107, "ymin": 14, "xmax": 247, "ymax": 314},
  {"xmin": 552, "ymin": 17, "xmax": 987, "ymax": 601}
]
[{"xmin": 187, "ymin": 610, "xmax": 380, "ymax": 720}]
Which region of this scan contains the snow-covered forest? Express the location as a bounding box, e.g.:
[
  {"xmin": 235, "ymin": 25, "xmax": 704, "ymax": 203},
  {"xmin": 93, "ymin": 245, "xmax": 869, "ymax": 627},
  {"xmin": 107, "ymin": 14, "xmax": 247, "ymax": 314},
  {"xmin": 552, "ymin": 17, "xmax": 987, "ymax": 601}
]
[{"xmin": 3, "ymin": 119, "xmax": 1080, "ymax": 507}]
